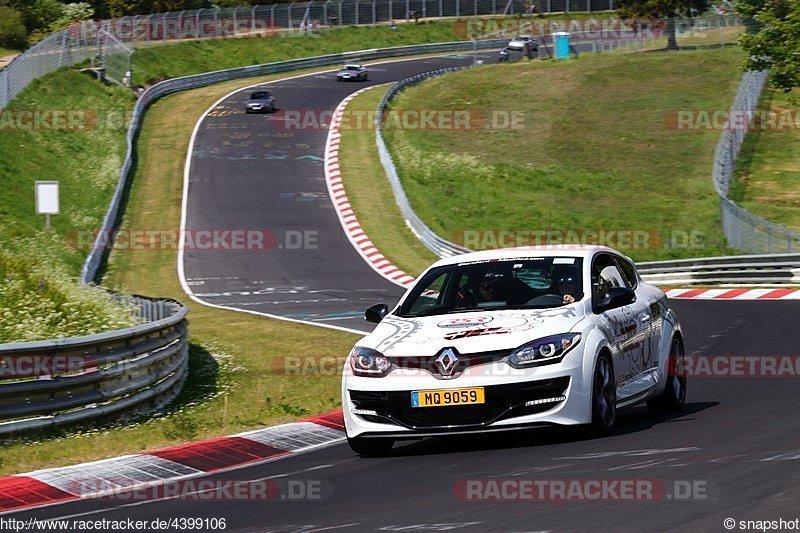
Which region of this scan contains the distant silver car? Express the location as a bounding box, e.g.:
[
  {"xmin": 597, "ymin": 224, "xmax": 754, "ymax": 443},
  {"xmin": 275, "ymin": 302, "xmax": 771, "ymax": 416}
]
[
  {"xmin": 507, "ymin": 35, "xmax": 539, "ymax": 51},
  {"xmin": 245, "ymin": 90, "xmax": 276, "ymax": 113},
  {"xmin": 337, "ymin": 64, "xmax": 368, "ymax": 82}
]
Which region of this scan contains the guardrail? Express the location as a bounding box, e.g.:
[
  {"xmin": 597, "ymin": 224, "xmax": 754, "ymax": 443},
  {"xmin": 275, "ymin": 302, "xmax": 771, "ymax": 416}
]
[
  {"xmin": 637, "ymin": 254, "xmax": 800, "ymax": 286},
  {"xmin": 0, "ymin": 295, "xmax": 188, "ymax": 436},
  {"xmin": 375, "ymin": 66, "xmax": 474, "ymax": 258},
  {"xmin": 80, "ymin": 39, "xmax": 506, "ymax": 282}
]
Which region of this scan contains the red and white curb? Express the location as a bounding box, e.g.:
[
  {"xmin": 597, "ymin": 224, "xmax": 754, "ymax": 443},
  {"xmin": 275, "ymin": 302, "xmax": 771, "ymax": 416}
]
[
  {"xmin": 0, "ymin": 411, "xmax": 344, "ymax": 514},
  {"xmin": 324, "ymin": 86, "xmax": 416, "ymax": 288},
  {"xmin": 666, "ymin": 288, "xmax": 800, "ymax": 300}
]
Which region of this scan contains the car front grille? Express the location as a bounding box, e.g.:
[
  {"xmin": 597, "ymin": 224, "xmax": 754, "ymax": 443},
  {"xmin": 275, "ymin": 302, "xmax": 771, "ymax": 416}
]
[{"xmin": 350, "ymin": 376, "xmax": 570, "ymax": 430}]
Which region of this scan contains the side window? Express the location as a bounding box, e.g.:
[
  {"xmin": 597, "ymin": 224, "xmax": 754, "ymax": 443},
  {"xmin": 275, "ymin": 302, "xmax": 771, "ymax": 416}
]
[
  {"xmin": 613, "ymin": 256, "xmax": 638, "ymax": 289},
  {"xmin": 592, "ymin": 254, "xmax": 627, "ymax": 310}
]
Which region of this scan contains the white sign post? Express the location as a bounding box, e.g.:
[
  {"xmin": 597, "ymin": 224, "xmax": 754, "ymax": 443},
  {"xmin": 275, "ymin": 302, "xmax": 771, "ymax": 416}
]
[{"xmin": 35, "ymin": 181, "xmax": 59, "ymax": 230}]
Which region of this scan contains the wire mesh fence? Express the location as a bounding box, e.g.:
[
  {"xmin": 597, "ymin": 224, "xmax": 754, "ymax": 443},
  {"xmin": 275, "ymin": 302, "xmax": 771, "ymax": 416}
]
[
  {"xmin": 99, "ymin": 30, "xmax": 134, "ymax": 87},
  {"xmin": 0, "ymin": 0, "xmax": 629, "ymax": 109},
  {"xmin": 713, "ymin": 70, "xmax": 800, "ymax": 254}
]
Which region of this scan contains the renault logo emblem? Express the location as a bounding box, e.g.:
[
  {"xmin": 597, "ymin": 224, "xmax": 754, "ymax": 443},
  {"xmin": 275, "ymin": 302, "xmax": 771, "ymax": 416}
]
[{"xmin": 435, "ymin": 348, "xmax": 459, "ymax": 377}]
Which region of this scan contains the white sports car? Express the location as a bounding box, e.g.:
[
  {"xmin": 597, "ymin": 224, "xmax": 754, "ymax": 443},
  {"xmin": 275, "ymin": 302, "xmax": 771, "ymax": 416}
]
[
  {"xmin": 506, "ymin": 34, "xmax": 539, "ymax": 51},
  {"xmin": 342, "ymin": 246, "xmax": 686, "ymax": 456}
]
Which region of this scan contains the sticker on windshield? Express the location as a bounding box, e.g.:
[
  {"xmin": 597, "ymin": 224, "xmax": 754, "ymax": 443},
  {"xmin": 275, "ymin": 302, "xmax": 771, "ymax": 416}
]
[{"xmin": 553, "ymin": 257, "xmax": 578, "ymax": 264}]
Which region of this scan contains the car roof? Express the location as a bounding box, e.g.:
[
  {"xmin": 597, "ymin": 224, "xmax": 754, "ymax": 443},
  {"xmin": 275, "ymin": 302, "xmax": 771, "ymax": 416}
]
[
  {"xmin": 430, "ymin": 245, "xmax": 630, "ymax": 268},
  {"xmin": 343, "ymin": 64, "xmax": 362, "ymax": 68}
]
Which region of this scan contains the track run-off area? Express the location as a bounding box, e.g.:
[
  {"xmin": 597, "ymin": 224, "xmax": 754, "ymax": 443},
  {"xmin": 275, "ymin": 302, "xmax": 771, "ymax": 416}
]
[{"xmin": 10, "ymin": 52, "xmax": 800, "ymax": 531}]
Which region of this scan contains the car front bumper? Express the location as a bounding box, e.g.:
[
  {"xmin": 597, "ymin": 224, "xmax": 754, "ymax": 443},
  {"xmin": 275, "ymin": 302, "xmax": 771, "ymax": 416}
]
[{"xmin": 342, "ymin": 346, "xmax": 593, "ymax": 439}]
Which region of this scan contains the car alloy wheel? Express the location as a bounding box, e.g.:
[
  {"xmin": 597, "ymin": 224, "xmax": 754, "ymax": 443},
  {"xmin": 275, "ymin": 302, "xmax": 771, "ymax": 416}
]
[{"xmin": 648, "ymin": 338, "xmax": 687, "ymax": 413}]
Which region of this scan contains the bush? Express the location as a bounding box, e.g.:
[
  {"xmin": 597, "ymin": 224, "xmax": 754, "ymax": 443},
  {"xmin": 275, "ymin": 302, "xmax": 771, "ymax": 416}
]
[
  {"xmin": 0, "ymin": 7, "xmax": 27, "ymax": 49},
  {"xmin": 0, "ymin": 235, "xmax": 138, "ymax": 343}
]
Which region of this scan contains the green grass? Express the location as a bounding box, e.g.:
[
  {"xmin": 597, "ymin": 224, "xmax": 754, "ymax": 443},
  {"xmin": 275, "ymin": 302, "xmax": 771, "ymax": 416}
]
[
  {"xmin": 731, "ymin": 88, "xmax": 800, "ymax": 231},
  {"xmin": 0, "ymin": 46, "xmax": 19, "ymax": 57},
  {"xmin": 0, "ymin": 69, "xmax": 135, "ymax": 274},
  {"xmin": 0, "ymin": 69, "xmax": 138, "ymax": 341},
  {"xmin": 338, "ymin": 86, "xmax": 439, "ymax": 276},
  {"xmin": 0, "ymin": 69, "xmax": 359, "ymax": 476},
  {"xmin": 133, "ymin": 21, "xmax": 467, "ymax": 85},
  {"xmin": 131, "ymin": 14, "xmax": 618, "ymax": 86},
  {"xmin": 382, "ymin": 47, "xmax": 747, "ymax": 262}
]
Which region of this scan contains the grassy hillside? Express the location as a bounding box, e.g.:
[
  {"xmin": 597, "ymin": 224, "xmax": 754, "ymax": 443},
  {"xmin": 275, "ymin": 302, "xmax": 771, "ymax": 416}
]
[
  {"xmin": 383, "ymin": 47, "xmax": 746, "ymax": 262},
  {"xmin": 131, "ymin": 14, "xmax": 618, "ymax": 85},
  {"xmin": 0, "ymin": 69, "xmax": 137, "ymax": 341}
]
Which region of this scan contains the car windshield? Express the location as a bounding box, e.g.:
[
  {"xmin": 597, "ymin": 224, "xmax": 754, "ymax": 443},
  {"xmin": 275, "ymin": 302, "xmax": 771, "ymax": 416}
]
[
  {"xmin": 344, "ymin": 66, "xmax": 360, "ymax": 70},
  {"xmin": 396, "ymin": 256, "xmax": 585, "ymax": 318},
  {"xmin": 249, "ymin": 91, "xmax": 271, "ymax": 99}
]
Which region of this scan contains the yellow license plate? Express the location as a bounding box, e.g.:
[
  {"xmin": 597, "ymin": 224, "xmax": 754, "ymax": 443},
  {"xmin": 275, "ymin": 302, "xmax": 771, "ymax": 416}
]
[{"xmin": 411, "ymin": 387, "xmax": 485, "ymax": 408}]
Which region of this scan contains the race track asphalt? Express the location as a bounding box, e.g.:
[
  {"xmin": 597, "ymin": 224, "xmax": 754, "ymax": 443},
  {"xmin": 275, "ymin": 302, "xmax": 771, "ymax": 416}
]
[
  {"xmin": 11, "ymin": 51, "xmax": 800, "ymax": 532},
  {"xmin": 15, "ymin": 301, "xmax": 800, "ymax": 531},
  {"xmin": 180, "ymin": 51, "xmax": 505, "ymax": 333}
]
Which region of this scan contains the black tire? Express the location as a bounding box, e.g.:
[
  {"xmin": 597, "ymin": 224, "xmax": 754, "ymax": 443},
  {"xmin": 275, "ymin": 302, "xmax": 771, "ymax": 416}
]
[
  {"xmin": 590, "ymin": 352, "xmax": 616, "ymax": 433},
  {"xmin": 347, "ymin": 436, "xmax": 394, "ymax": 457},
  {"xmin": 647, "ymin": 338, "xmax": 686, "ymax": 413}
]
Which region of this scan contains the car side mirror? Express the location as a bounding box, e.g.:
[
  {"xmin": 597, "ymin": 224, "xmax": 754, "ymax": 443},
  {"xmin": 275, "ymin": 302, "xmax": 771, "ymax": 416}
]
[
  {"xmin": 365, "ymin": 303, "xmax": 388, "ymax": 324},
  {"xmin": 598, "ymin": 287, "xmax": 636, "ymax": 312}
]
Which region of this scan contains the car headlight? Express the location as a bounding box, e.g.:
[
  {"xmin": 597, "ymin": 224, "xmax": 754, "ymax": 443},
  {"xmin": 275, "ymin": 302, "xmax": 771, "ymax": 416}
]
[
  {"xmin": 349, "ymin": 346, "xmax": 393, "ymax": 377},
  {"xmin": 507, "ymin": 333, "xmax": 582, "ymax": 368}
]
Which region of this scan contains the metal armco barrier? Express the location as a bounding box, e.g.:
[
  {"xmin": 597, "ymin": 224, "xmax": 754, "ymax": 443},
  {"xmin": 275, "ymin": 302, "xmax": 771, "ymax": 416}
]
[
  {"xmin": 0, "ymin": 295, "xmax": 188, "ymax": 436},
  {"xmin": 637, "ymin": 254, "xmax": 800, "ymax": 286},
  {"xmin": 80, "ymin": 39, "xmax": 506, "ymax": 283},
  {"xmin": 375, "ymin": 66, "xmax": 473, "ymax": 258}
]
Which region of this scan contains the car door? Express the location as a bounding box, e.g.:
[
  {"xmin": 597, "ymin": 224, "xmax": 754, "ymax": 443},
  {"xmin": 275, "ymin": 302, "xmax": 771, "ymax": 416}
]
[
  {"xmin": 591, "ymin": 253, "xmax": 637, "ymax": 398},
  {"xmin": 612, "ymin": 255, "xmax": 659, "ymax": 398}
]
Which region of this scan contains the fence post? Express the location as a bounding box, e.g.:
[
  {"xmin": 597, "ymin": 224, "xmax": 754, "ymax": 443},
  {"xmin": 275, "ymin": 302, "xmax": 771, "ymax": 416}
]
[
  {"xmin": 373, "ymin": 0, "xmax": 377, "ymax": 23},
  {"xmin": 355, "ymin": 0, "xmax": 359, "ymax": 24}
]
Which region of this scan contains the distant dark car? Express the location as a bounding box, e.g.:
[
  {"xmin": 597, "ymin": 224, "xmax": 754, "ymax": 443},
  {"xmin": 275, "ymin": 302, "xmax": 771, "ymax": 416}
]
[
  {"xmin": 245, "ymin": 91, "xmax": 276, "ymax": 113},
  {"xmin": 336, "ymin": 64, "xmax": 368, "ymax": 82}
]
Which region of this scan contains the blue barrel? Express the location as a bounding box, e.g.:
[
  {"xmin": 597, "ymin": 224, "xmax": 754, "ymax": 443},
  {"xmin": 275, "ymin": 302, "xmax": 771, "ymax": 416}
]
[{"xmin": 553, "ymin": 32, "xmax": 571, "ymax": 59}]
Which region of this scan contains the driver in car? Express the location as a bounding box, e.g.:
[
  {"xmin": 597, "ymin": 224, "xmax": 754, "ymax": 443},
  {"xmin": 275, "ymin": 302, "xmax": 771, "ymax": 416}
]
[
  {"xmin": 476, "ymin": 278, "xmax": 500, "ymax": 302},
  {"xmin": 552, "ymin": 266, "xmax": 583, "ymax": 304}
]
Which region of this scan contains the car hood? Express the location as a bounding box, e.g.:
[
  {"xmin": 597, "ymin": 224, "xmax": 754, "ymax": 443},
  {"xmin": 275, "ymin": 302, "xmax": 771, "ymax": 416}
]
[{"xmin": 361, "ymin": 307, "xmax": 586, "ymax": 357}]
